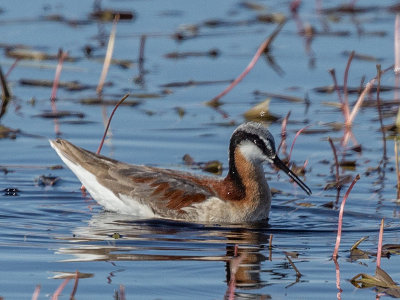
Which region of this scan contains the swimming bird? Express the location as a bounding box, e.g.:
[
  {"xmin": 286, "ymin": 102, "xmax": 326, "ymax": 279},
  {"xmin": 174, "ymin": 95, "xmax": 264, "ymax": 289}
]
[{"xmin": 50, "ymin": 122, "xmax": 311, "ymax": 223}]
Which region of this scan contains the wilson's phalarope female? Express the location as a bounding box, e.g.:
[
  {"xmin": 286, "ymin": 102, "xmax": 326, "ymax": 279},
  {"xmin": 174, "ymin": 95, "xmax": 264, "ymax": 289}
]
[{"xmin": 50, "ymin": 122, "xmax": 311, "ymax": 223}]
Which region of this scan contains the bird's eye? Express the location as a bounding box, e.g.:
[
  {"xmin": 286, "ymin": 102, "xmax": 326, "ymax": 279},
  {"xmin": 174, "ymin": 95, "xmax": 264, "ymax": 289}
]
[{"xmin": 253, "ymin": 139, "xmax": 261, "ymax": 147}]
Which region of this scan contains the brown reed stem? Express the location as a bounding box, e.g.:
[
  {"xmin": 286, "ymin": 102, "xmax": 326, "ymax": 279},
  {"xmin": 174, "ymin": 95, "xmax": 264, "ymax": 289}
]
[
  {"xmin": 328, "ymin": 137, "xmax": 340, "ymax": 187},
  {"xmin": 284, "ymin": 252, "xmax": 302, "ymax": 277},
  {"xmin": 97, "ymin": 14, "xmax": 119, "ymax": 95},
  {"xmin": 32, "ymin": 285, "xmax": 41, "ymax": 300},
  {"xmin": 0, "ymin": 66, "xmax": 11, "ymax": 119},
  {"xmin": 278, "ymin": 111, "xmax": 291, "ymax": 155},
  {"xmin": 376, "ymin": 218, "xmax": 384, "ymax": 269},
  {"xmin": 51, "ymin": 278, "xmax": 71, "ymax": 300},
  {"xmin": 347, "ymin": 79, "xmax": 375, "ymax": 127},
  {"xmin": 269, "ymin": 234, "xmax": 273, "ymax": 261},
  {"xmin": 287, "ymin": 125, "xmax": 311, "ymax": 162},
  {"xmin": 96, "ymin": 94, "xmax": 129, "ymax": 155},
  {"xmin": 137, "ymin": 34, "xmax": 147, "ymax": 83},
  {"xmin": 328, "ymin": 69, "xmax": 344, "ymax": 105},
  {"xmin": 332, "ymin": 174, "xmax": 360, "ymax": 259},
  {"xmin": 208, "ymin": 21, "xmax": 285, "ymax": 104},
  {"xmin": 375, "ymin": 64, "xmax": 387, "ymax": 160},
  {"xmin": 0, "ymin": 66, "xmax": 10, "ymax": 100},
  {"xmin": 395, "ymin": 140, "xmax": 400, "ymax": 200},
  {"xmin": 69, "ymin": 271, "xmax": 79, "ymax": 300},
  {"xmin": 395, "ymin": 14, "xmax": 400, "ymax": 74},
  {"xmin": 269, "ymin": 234, "xmax": 273, "ymax": 250},
  {"xmin": 51, "ymin": 49, "xmax": 68, "ymax": 102},
  {"xmin": 119, "ymin": 285, "xmax": 126, "ymax": 300},
  {"xmin": 226, "ymin": 246, "xmax": 246, "ymax": 300},
  {"xmin": 5, "ymin": 58, "xmax": 19, "ymax": 78},
  {"xmin": 343, "ymin": 51, "xmax": 355, "ymax": 121},
  {"xmin": 333, "ymin": 257, "xmax": 343, "ymax": 299}
]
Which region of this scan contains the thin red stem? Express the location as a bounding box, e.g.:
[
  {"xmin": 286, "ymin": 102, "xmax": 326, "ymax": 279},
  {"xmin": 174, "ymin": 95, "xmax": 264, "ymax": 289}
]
[
  {"xmin": 343, "ymin": 51, "xmax": 355, "ymax": 122},
  {"xmin": 32, "ymin": 285, "xmax": 41, "ymax": 300},
  {"xmin": 97, "ymin": 14, "xmax": 119, "ymax": 95},
  {"xmin": 5, "ymin": 58, "xmax": 19, "ymax": 78},
  {"xmin": 395, "ymin": 140, "xmax": 400, "ymax": 200},
  {"xmin": 119, "ymin": 285, "xmax": 126, "ymax": 300},
  {"xmin": 209, "ymin": 21, "xmax": 284, "ymax": 103},
  {"xmin": 51, "ymin": 49, "xmax": 68, "ymax": 103},
  {"xmin": 332, "ymin": 174, "xmax": 360, "ymax": 259},
  {"xmin": 70, "ymin": 271, "xmax": 79, "ymax": 300},
  {"xmin": 376, "ymin": 218, "xmax": 384, "ymax": 269},
  {"xmin": 395, "ymin": 14, "xmax": 400, "ymax": 74},
  {"xmin": 51, "ymin": 278, "xmax": 70, "ymax": 300},
  {"xmin": 346, "ymin": 78, "xmax": 375, "ymax": 127},
  {"xmin": 278, "ymin": 111, "xmax": 291, "ymax": 155},
  {"xmin": 329, "ymin": 69, "xmax": 344, "ymax": 105},
  {"xmin": 375, "ymin": 65, "xmax": 387, "ymax": 160},
  {"xmin": 96, "ymin": 94, "xmax": 129, "ymax": 155},
  {"xmin": 328, "ymin": 137, "xmax": 340, "ymax": 186},
  {"xmin": 287, "ymin": 125, "xmax": 311, "ymax": 162},
  {"xmin": 333, "ymin": 258, "xmax": 342, "ymax": 300}
]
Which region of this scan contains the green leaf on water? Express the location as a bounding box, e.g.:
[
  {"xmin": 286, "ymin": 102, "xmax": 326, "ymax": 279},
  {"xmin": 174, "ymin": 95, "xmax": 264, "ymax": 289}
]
[
  {"xmin": 0, "ymin": 125, "xmax": 19, "ymax": 139},
  {"xmin": 350, "ymin": 236, "xmax": 369, "ymax": 251},
  {"xmin": 243, "ymin": 98, "xmax": 279, "ymax": 122},
  {"xmin": 382, "ymin": 244, "xmax": 400, "ymax": 255},
  {"xmin": 202, "ymin": 160, "xmax": 223, "ymax": 175},
  {"xmin": 349, "ymin": 236, "xmax": 370, "ymax": 261},
  {"xmin": 351, "ymin": 266, "xmax": 400, "ymax": 297},
  {"xmin": 350, "ymin": 247, "xmax": 370, "ymax": 262}
]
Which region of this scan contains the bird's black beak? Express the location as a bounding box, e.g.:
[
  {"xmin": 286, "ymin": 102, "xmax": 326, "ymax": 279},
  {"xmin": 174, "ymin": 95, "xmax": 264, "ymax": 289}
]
[{"xmin": 272, "ymin": 156, "xmax": 312, "ymax": 195}]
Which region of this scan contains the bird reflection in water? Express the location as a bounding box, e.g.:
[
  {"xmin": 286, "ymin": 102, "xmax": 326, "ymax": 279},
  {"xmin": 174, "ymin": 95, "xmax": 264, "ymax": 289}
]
[{"xmin": 56, "ymin": 213, "xmax": 295, "ymax": 298}]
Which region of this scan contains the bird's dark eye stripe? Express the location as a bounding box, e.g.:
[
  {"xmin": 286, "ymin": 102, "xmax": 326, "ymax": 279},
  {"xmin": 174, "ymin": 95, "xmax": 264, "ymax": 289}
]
[{"xmin": 235, "ymin": 131, "xmax": 275, "ymax": 155}]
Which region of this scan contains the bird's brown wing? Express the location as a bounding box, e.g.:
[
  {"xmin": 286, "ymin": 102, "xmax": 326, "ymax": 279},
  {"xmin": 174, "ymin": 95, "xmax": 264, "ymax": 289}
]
[
  {"xmin": 50, "ymin": 138, "xmax": 218, "ymax": 218},
  {"xmin": 107, "ymin": 165, "xmax": 217, "ymax": 216}
]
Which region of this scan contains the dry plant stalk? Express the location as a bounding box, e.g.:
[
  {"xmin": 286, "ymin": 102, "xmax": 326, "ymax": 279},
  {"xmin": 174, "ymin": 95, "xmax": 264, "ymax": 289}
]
[
  {"xmin": 269, "ymin": 234, "xmax": 273, "ymax": 250},
  {"xmin": 395, "ymin": 14, "xmax": 400, "ymax": 74},
  {"xmin": 97, "ymin": 14, "xmax": 120, "ymax": 95},
  {"xmin": 287, "ymin": 125, "xmax": 311, "ymax": 162},
  {"xmin": 31, "ymin": 285, "xmax": 41, "ymax": 300},
  {"xmin": 51, "ymin": 49, "xmax": 68, "ymax": 102},
  {"xmin": 328, "ymin": 137, "xmax": 340, "ymax": 186},
  {"xmin": 226, "ymin": 244, "xmax": 247, "ymax": 300},
  {"xmin": 285, "ymin": 252, "xmax": 302, "ymax": 277},
  {"xmin": 269, "ymin": 234, "xmax": 273, "ymax": 261},
  {"xmin": 118, "ymin": 285, "xmax": 126, "ymax": 300},
  {"xmin": 328, "ymin": 69, "xmax": 344, "ymax": 107},
  {"xmin": 376, "ymin": 218, "xmax": 384, "ymax": 269},
  {"xmin": 342, "ymin": 51, "xmax": 354, "ymax": 121},
  {"xmin": 0, "ymin": 66, "xmax": 10, "ymax": 99},
  {"xmin": 332, "ymin": 174, "xmax": 361, "ymax": 259},
  {"xmin": 208, "ymin": 21, "xmax": 285, "ymax": 105},
  {"xmin": 0, "ymin": 66, "xmax": 11, "ymax": 119},
  {"xmin": 51, "ymin": 278, "xmax": 71, "ymax": 300},
  {"xmin": 96, "ymin": 94, "xmax": 129, "ymax": 154},
  {"xmin": 5, "ymin": 58, "xmax": 19, "ymax": 78},
  {"xmin": 395, "ymin": 14, "xmax": 400, "ymax": 128},
  {"xmin": 333, "ymin": 258, "xmax": 343, "ymax": 299},
  {"xmin": 136, "ymin": 34, "xmax": 147, "ymax": 83},
  {"xmin": 346, "ymin": 79, "xmax": 375, "ymax": 127},
  {"xmin": 375, "ymin": 64, "xmax": 387, "ymax": 160},
  {"xmin": 50, "ymin": 49, "xmax": 68, "ymax": 136},
  {"xmin": 278, "ymin": 111, "xmax": 290, "ymax": 155},
  {"xmin": 396, "ymin": 140, "xmax": 400, "ymax": 200},
  {"xmin": 70, "ymin": 270, "xmax": 80, "ymax": 299}
]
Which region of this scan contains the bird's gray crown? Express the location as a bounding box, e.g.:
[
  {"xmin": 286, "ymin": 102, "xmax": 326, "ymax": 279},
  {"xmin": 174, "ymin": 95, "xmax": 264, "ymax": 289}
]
[{"xmin": 231, "ymin": 122, "xmax": 276, "ymax": 159}]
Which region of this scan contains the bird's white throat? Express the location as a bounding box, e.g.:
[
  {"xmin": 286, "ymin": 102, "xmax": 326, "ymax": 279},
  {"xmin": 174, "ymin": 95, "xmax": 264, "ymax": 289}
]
[{"xmin": 238, "ymin": 141, "xmax": 268, "ymax": 164}]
